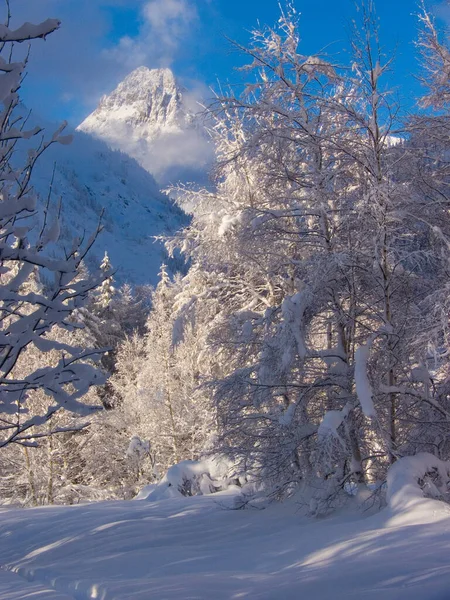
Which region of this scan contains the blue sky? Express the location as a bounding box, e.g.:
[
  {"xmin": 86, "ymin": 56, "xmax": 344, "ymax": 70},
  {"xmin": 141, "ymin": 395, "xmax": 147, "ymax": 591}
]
[{"xmin": 11, "ymin": 0, "xmax": 449, "ymax": 126}]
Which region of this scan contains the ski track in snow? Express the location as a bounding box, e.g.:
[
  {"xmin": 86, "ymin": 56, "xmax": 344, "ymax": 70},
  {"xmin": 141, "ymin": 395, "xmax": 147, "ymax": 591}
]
[
  {"xmin": 1, "ymin": 492, "xmax": 450, "ymax": 599},
  {"xmin": 0, "ymin": 565, "xmax": 75, "ymax": 599}
]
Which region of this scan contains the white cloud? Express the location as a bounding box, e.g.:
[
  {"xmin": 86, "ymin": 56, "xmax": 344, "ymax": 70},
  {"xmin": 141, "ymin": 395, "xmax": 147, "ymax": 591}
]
[
  {"xmin": 144, "ymin": 0, "xmax": 197, "ymax": 31},
  {"xmin": 105, "ymin": 0, "xmax": 198, "ymax": 69}
]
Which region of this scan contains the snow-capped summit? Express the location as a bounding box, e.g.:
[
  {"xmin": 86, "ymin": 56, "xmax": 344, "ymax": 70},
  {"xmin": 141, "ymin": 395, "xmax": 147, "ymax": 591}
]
[
  {"xmin": 78, "ymin": 67, "xmax": 212, "ymax": 185},
  {"xmin": 79, "ymin": 67, "xmax": 186, "ymax": 136}
]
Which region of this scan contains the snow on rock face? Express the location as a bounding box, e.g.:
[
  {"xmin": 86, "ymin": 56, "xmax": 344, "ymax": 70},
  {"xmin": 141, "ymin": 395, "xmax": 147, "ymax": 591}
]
[
  {"xmin": 77, "ymin": 67, "xmax": 212, "ymax": 185},
  {"xmin": 80, "ymin": 68, "xmax": 184, "ymax": 134}
]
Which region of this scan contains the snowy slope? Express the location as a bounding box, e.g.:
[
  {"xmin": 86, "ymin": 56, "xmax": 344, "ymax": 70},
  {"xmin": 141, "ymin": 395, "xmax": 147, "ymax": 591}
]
[
  {"xmin": 77, "ymin": 67, "xmax": 212, "ymax": 185},
  {"xmin": 1, "ymin": 490, "xmax": 450, "ymax": 599},
  {"xmin": 27, "ymin": 121, "xmax": 187, "ymax": 286}
]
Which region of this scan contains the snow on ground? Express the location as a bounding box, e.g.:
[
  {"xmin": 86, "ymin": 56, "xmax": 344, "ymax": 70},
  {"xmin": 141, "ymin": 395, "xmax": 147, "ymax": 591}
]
[{"xmin": 1, "ymin": 486, "xmax": 450, "ymax": 600}]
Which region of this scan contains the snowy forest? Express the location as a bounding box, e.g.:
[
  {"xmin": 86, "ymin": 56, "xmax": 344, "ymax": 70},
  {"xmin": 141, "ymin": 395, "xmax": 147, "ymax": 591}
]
[
  {"xmin": 1, "ymin": 0, "xmax": 450, "ymax": 509},
  {"xmin": 3, "ymin": 2, "xmax": 450, "ymax": 597},
  {"xmin": 4, "ymin": 0, "xmax": 450, "ymax": 600}
]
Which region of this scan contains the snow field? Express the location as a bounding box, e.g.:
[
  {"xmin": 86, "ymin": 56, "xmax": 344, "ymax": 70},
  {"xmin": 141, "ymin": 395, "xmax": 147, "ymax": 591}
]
[{"xmin": 1, "ymin": 483, "xmax": 450, "ymax": 600}]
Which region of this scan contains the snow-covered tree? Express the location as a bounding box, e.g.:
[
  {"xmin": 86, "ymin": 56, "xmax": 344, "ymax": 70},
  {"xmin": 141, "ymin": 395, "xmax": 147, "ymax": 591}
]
[
  {"xmin": 97, "ymin": 251, "xmax": 115, "ymax": 309},
  {"xmin": 169, "ymin": 7, "xmax": 361, "ymax": 495},
  {"xmin": 0, "ymin": 15, "xmax": 107, "ymax": 451},
  {"xmin": 166, "ymin": 3, "xmax": 450, "ymax": 506},
  {"xmin": 102, "ymin": 266, "xmax": 215, "ymax": 482},
  {"xmin": 392, "ymin": 5, "xmax": 450, "ymax": 464}
]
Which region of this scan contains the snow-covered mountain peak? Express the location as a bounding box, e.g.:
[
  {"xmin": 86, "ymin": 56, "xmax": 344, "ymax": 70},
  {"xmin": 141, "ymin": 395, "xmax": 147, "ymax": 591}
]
[
  {"xmin": 77, "ymin": 67, "xmax": 212, "ymax": 185},
  {"xmin": 86, "ymin": 66, "xmax": 185, "ymax": 134},
  {"xmin": 79, "ymin": 67, "xmax": 187, "ymax": 140}
]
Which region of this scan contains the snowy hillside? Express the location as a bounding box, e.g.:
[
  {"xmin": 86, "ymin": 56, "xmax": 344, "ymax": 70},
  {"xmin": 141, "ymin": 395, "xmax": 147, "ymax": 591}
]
[
  {"xmin": 28, "ymin": 122, "xmax": 187, "ymax": 285},
  {"xmin": 77, "ymin": 67, "xmax": 212, "ymax": 185},
  {"xmin": 1, "ymin": 483, "xmax": 450, "ymax": 600}
]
